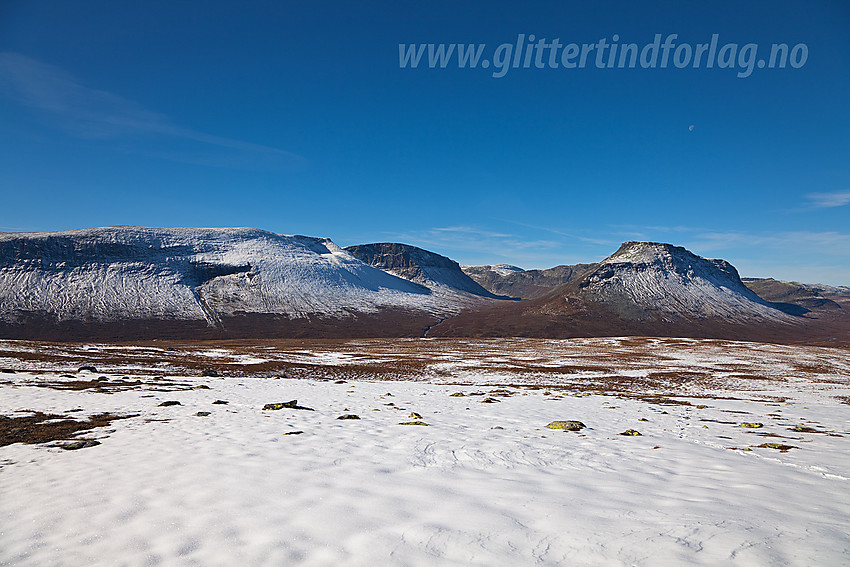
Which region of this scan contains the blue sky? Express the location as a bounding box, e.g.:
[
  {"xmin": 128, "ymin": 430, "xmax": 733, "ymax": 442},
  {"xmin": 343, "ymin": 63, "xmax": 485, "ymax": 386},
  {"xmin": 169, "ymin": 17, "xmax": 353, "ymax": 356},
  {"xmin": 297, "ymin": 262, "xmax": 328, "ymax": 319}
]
[{"xmin": 1, "ymin": 1, "xmax": 849, "ymax": 284}]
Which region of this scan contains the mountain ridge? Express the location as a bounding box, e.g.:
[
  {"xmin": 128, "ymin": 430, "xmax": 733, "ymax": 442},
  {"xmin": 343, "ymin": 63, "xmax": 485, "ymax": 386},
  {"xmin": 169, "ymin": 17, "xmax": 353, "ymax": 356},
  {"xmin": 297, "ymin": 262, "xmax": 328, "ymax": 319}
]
[
  {"xmin": 0, "ymin": 227, "xmax": 848, "ymax": 343},
  {"xmin": 0, "ymin": 226, "xmax": 493, "ymax": 339},
  {"xmin": 429, "ymin": 241, "xmax": 850, "ymax": 343}
]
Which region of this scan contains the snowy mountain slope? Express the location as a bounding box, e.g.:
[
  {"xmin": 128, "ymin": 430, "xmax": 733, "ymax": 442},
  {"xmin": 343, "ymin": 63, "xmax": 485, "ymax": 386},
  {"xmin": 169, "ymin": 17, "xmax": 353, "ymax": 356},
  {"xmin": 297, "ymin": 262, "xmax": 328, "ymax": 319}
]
[
  {"xmin": 430, "ymin": 241, "xmax": 808, "ymax": 341},
  {"xmin": 344, "ymin": 243, "xmax": 501, "ymax": 299},
  {"xmin": 577, "ymin": 241, "xmax": 795, "ymax": 324},
  {"xmin": 0, "ymin": 227, "xmax": 488, "ymax": 333}
]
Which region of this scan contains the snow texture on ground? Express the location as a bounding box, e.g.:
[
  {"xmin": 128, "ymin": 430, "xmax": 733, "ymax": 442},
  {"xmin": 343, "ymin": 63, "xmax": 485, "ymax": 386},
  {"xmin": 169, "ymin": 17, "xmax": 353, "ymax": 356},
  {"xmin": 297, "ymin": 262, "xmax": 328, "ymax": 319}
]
[{"xmin": 1, "ymin": 338, "xmax": 849, "ymax": 566}]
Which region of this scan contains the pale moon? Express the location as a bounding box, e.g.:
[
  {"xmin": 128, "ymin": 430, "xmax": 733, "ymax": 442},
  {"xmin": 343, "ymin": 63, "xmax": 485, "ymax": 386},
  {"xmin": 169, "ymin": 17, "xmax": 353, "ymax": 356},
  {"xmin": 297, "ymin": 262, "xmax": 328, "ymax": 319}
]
[{"xmin": 688, "ymin": 125, "xmax": 695, "ymax": 131}]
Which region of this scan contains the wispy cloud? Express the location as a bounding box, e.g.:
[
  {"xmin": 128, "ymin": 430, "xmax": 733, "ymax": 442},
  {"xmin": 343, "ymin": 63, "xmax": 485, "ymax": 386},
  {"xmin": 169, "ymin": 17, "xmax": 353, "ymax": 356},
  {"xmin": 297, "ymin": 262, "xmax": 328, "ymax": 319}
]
[
  {"xmin": 496, "ymin": 218, "xmax": 615, "ymax": 246},
  {"xmin": 0, "ymin": 52, "xmax": 304, "ymax": 168},
  {"xmin": 805, "ymin": 190, "xmax": 850, "ymax": 209},
  {"xmin": 431, "ymin": 226, "xmax": 516, "ymax": 239},
  {"xmin": 687, "ymin": 230, "xmax": 850, "ymax": 254},
  {"xmin": 382, "ymin": 226, "xmax": 567, "ymax": 268}
]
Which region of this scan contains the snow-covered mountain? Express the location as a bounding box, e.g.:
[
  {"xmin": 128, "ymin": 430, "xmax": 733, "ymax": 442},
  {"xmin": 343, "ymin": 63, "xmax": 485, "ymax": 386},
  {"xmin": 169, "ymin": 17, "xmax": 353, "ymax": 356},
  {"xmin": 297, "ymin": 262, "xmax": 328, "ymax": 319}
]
[
  {"xmin": 1, "ymin": 230, "xmax": 843, "ymax": 342},
  {"xmin": 575, "ymin": 241, "xmax": 795, "ymax": 324},
  {"xmin": 430, "ymin": 241, "xmax": 809, "ymax": 341},
  {"xmin": 0, "ymin": 227, "xmax": 493, "ymax": 338}
]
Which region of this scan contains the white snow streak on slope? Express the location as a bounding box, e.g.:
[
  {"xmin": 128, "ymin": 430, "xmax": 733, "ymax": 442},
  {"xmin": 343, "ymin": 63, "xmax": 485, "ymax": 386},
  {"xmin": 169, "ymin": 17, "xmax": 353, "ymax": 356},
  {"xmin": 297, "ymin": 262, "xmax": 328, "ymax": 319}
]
[{"xmin": 461, "ymin": 264, "xmax": 524, "ymax": 277}]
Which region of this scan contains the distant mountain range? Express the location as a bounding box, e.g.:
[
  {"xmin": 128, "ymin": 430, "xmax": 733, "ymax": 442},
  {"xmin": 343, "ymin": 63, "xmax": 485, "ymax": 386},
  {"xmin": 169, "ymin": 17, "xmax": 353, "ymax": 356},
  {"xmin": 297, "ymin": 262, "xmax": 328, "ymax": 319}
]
[
  {"xmin": 461, "ymin": 263, "xmax": 595, "ymax": 299},
  {"xmin": 435, "ymin": 241, "xmax": 848, "ymax": 343},
  {"xmin": 0, "ymin": 227, "xmax": 847, "ymax": 344}
]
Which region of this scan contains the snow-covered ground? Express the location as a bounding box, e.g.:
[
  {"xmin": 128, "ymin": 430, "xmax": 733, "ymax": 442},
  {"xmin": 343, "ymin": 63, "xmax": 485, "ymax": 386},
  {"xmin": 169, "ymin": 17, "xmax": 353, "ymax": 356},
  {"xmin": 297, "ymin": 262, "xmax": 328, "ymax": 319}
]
[{"xmin": 1, "ymin": 339, "xmax": 849, "ymax": 566}]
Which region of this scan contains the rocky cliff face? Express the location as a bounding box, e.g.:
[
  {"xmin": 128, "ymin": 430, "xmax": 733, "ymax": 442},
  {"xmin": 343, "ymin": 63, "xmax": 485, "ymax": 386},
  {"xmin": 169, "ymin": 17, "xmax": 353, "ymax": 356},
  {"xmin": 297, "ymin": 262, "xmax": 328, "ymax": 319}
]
[{"xmin": 345, "ymin": 243, "xmax": 499, "ymax": 298}]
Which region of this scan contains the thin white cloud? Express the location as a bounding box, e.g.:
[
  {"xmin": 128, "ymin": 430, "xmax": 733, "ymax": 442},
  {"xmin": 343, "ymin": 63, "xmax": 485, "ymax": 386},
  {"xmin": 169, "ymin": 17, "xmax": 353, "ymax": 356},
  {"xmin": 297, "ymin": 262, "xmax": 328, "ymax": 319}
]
[
  {"xmin": 688, "ymin": 230, "xmax": 850, "ymax": 254},
  {"xmin": 431, "ymin": 226, "xmax": 516, "ymax": 238},
  {"xmin": 0, "ymin": 52, "xmax": 304, "ymax": 167},
  {"xmin": 806, "ymin": 191, "xmax": 850, "ymax": 209},
  {"xmin": 382, "ymin": 226, "xmax": 567, "ymax": 268},
  {"xmin": 495, "ymin": 218, "xmax": 616, "ymax": 246}
]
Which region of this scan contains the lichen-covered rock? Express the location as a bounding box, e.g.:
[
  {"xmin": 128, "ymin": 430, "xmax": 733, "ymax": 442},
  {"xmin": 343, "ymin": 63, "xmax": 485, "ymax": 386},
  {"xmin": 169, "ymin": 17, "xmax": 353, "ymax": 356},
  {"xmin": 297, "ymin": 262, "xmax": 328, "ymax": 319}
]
[
  {"xmin": 409, "ymin": 412, "xmax": 422, "ymax": 419},
  {"xmin": 450, "ymin": 392, "xmax": 465, "ymax": 397},
  {"xmin": 195, "ymin": 411, "xmax": 211, "ymax": 417},
  {"xmin": 546, "ymin": 420, "xmax": 586, "ymax": 431},
  {"xmin": 337, "ymin": 414, "xmax": 360, "ymax": 420},
  {"xmin": 62, "ymin": 439, "xmax": 100, "ymax": 450},
  {"xmin": 193, "ymin": 385, "xmax": 211, "ymax": 390},
  {"xmin": 481, "ymin": 397, "xmax": 500, "ymax": 403},
  {"xmin": 790, "ymin": 424, "xmax": 823, "ymax": 433},
  {"xmin": 263, "ymin": 400, "xmax": 314, "ymax": 411},
  {"xmin": 619, "ymin": 429, "xmax": 642, "ymax": 436},
  {"xmin": 399, "ymin": 421, "xmax": 429, "ymax": 426},
  {"xmin": 158, "ymin": 401, "xmax": 181, "ymax": 407},
  {"xmin": 759, "ymin": 442, "xmax": 796, "ymax": 452},
  {"xmin": 740, "ymin": 422, "xmax": 764, "ymax": 428}
]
